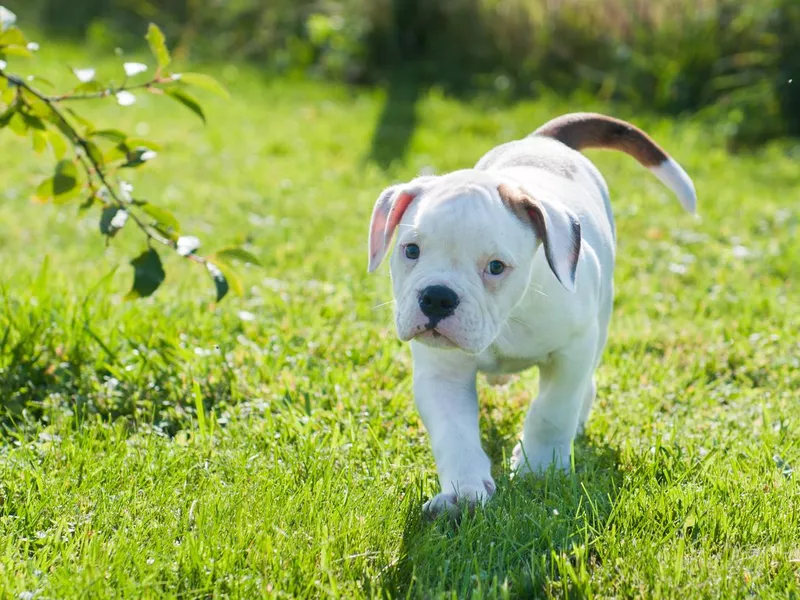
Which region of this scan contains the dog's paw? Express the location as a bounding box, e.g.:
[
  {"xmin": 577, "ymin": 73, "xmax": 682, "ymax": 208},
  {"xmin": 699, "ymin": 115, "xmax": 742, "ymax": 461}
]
[
  {"xmin": 423, "ymin": 478, "xmax": 495, "ymax": 520},
  {"xmin": 510, "ymin": 441, "xmax": 570, "ymax": 476}
]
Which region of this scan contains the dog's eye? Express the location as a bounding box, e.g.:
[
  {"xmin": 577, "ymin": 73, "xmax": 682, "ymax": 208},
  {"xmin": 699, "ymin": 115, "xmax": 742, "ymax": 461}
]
[
  {"xmin": 404, "ymin": 243, "xmax": 420, "ymax": 260},
  {"xmin": 487, "ymin": 260, "xmax": 506, "ymax": 275}
]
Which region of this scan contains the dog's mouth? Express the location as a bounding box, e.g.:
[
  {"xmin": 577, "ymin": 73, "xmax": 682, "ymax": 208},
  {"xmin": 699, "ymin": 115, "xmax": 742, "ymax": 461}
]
[{"xmin": 414, "ymin": 324, "xmax": 458, "ymax": 349}]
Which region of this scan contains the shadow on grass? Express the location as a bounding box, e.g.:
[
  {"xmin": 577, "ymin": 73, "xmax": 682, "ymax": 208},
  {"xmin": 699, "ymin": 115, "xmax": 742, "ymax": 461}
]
[
  {"xmin": 367, "ymin": 70, "xmax": 424, "ymax": 170},
  {"xmin": 376, "ymin": 436, "xmax": 622, "ymax": 598}
]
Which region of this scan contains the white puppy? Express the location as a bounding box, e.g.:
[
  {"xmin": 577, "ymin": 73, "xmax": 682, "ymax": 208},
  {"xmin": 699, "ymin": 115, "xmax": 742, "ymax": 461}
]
[{"xmin": 367, "ymin": 113, "xmax": 696, "ymax": 518}]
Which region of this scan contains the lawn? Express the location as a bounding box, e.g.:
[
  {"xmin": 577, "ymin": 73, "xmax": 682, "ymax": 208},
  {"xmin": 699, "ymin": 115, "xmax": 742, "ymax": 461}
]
[{"xmin": 0, "ymin": 40, "xmax": 799, "ymax": 599}]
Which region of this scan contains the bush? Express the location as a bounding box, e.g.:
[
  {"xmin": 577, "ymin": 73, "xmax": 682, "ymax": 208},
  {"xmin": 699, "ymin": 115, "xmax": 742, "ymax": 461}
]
[{"xmin": 11, "ymin": 0, "xmax": 800, "ymax": 145}]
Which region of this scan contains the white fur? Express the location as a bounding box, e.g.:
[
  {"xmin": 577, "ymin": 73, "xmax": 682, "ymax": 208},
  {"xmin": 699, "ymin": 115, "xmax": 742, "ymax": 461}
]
[
  {"xmin": 651, "ymin": 158, "xmax": 697, "ymax": 214},
  {"xmin": 368, "ymin": 133, "xmax": 695, "ymax": 518}
]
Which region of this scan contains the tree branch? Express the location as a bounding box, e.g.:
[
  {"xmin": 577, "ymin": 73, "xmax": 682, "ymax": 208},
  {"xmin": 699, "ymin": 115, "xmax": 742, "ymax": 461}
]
[{"xmin": 1, "ymin": 69, "xmax": 206, "ymax": 266}]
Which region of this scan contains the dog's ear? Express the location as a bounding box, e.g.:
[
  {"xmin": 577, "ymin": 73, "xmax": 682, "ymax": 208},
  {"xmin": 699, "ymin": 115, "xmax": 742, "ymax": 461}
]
[
  {"xmin": 368, "ymin": 178, "xmax": 435, "ymax": 272},
  {"xmin": 497, "ymin": 184, "xmax": 582, "ymax": 292}
]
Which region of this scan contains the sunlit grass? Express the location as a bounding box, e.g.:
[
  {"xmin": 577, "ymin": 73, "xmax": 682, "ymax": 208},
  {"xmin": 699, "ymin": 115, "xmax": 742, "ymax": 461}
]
[{"xmin": 0, "ymin": 40, "xmax": 798, "ymax": 598}]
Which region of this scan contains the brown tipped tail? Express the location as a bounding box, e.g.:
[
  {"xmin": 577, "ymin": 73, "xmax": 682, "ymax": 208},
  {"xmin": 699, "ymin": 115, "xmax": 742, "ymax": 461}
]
[{"xmin": 534, "ymin": 112, "xmax": 697, "ymax": 214}]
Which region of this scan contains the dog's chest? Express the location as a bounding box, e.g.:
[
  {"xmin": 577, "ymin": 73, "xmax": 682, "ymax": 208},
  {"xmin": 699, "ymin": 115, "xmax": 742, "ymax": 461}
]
[{"xmin": 476, "ymin": 320, "xmax": 556, "ymax": 375}]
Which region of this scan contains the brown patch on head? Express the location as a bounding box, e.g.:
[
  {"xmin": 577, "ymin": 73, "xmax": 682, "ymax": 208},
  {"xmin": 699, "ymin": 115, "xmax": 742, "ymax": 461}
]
[{"xmin": 534, "ymin": 112, "xmax": 668, "ymax": 167}]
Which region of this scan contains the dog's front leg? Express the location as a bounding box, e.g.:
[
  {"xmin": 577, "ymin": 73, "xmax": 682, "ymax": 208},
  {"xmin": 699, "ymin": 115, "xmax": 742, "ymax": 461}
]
[
  {"xmin": 512, "ymin": 327, "xmax": 599, "ymax": 475},
  {"xmin": 412, "ymin": 342, "xmax": 494, "ymax": 518}
]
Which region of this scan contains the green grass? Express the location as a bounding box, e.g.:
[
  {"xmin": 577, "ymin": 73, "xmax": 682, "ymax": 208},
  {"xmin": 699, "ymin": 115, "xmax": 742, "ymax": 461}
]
[{"xmin": 1, "ymin": 41, "xmax": 799, "ymax": 599}]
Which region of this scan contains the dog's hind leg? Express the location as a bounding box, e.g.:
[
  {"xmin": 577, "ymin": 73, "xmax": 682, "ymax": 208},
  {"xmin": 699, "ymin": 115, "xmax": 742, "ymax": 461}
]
[
  {"xmin": 577, "ymin": 284, "xmax": 613, "ymax": 434},
  {"xmin": 577, "ymin": 377, "xmax": 596, "ymax": 434},
  {"xmin": 512, "ymin": 326, "xmax": 598, "ymax": 474}
]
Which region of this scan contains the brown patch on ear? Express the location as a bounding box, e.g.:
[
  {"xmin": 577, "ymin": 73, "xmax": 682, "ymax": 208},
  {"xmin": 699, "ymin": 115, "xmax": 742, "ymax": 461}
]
[
  {"xmin": 497, "ymin": 183, "xmax": 582, "ymax": 290},
  {"xmin": 496, "ymin": 184, "xmax": 547, "ymax": 242}
]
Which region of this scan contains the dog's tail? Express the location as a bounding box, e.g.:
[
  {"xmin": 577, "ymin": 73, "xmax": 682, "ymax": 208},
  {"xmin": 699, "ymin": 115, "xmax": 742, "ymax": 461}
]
[{"xmin": 534, "ymin": 112, "xmax": 697, "ymax": 214}]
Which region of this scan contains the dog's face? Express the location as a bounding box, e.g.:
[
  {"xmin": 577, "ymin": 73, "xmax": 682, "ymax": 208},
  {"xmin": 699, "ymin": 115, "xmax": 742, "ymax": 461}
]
[{"xmin": 368, "ymin": 172, "xmax": 582, "ymax": 354}]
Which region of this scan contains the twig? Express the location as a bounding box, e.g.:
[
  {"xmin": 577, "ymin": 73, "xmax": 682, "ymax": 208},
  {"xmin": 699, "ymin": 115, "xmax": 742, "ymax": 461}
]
[
  {"xmin": 0, "ymin": 69, "xmax": 206, "ymax": 266},
  {"xmin": 47, "ymin": 74, "xmax": 177, "ymax": 102}
]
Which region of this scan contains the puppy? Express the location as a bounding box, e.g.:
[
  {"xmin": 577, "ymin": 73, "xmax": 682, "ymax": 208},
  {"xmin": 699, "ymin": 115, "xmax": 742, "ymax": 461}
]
[{"xmin": 367, "ymin": 113, "xmax": 696, "ymax": 518}]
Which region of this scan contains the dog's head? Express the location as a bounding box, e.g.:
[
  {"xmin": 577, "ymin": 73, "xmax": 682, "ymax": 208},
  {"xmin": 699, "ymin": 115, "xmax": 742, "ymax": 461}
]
[{"xmin": 368, "ymin": 171, "xmax": 581, "ymax": 354}]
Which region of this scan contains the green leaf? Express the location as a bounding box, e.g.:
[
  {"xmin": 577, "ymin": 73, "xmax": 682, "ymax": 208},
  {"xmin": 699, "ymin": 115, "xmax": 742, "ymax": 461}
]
[
  {"xmin": 1, "ymin": 44, "xmax": 31, "ymax": 58},
  {"xmin": 141, "ymin": 202, "xmax": 180, "ymax": 235},
  {"xmin": 65, "ymin": 108, "xmax": 95, "ymax": 134},
  {"xmin": 20, "ymin": 91, "xmax": 50, "ymax": 119},
  {"xmin": 8, "ymin": 111, "xmax": 27, "ymax": 136},
  {"xmin": 99, "ymin": 206, "xmax": 128, "ymax": 237},
  {"xmin": 217, "ymin": 262, "xmax": 244, "ymax": 297},
  {"xmin": 90, "ymin": 129, "xmax": 127, "ymax": 143},
  {"xmin": 46, "ymin": 113, "xmax": 76, "ymax": 142},
  {"xmin": 206, "ymin": 262, "xmax": 230, "ymax": 302},
  {"xmin": 125, "ymin": 248, "xmax": 165, "ymax": 300},
  {"xmin": 145, "ymin": 23, "xmax": 170, "ymax": 70},
  {"xmin": 0, "ymin": 103, "xmax": 17, "ymax": 128},
  {"xmin": 20, "ymin": 111, "xmax": 46, "ymax": 130},
  {"xmin": 104, "ymin": 142, "xmax": 129, "ymax": 164},
  {"xmin": 72, "ymin": 80, "xmax": 104, "ymax": 94},
  {"xmin": 47, "ymin": 130, "xmax": 68, "ymax": 159},
  {"xmin": 176, "ymin": 72, "xmax": 230, "ymax": 99},
  {"xmin": 1, "ymin": 82, "xmax": 13, "ymax": 104},
  {"xmin": 84, "ymin": 140, "xmax": 104, "ymax": 167},
  {"xmin": 30, "ymin": 129, "xmax": 47, "ymax": 153},
  {"xmin": 0, "ymin": 26, "xmax": 25, "ymax": 46},
  {"xmin": 211, "ymin": 247, "xmax": 262, "ymax": 267},
  {"xmin": 78, "ymin": 194, "xmax": 95, "ymax": 213},
  {"xmin": 164, "ymin": 87, "xmax": 205, "ymax": 123},
  {"xmin": 33, "ymin": 160, "xmax": 82, "ymax": 204}
]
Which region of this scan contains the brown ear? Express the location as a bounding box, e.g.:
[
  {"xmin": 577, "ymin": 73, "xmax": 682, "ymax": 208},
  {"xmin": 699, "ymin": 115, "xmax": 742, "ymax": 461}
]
[{"xmin": 497, "ymin": 184, "xmax": 582, "ymax": 291}]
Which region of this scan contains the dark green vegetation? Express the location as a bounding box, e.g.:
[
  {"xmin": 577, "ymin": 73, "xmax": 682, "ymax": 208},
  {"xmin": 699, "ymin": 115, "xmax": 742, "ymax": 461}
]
[
  {"xmin": 1, "ymin": 40, "xmax": 799, "ymax": 598},
  {"xmin": 10, "ymin": 0, "xmax": 800, "ymax": 146}
]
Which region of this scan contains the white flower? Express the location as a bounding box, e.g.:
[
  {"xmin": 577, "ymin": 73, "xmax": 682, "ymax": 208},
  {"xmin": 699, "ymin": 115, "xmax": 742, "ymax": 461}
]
[
  {"xmin": 0, "ymin": 6, "xmax": 16, "ymax": 31},
  {"xmin": 0, "ymin": 60, "xmax": 6, "ymax": 70},
  {"xmin": 171, "ymin": 73, "xmax": 182, "ymax": 81},
  {"xmin": 119, "ymin": 181, "xmax": 133, "ymax": 202},
  {"xmin": 73, "ymin": 67, "xmax": 96, "ymax": 83},
  {"xmin": 668, "ymin": 263, "xmax": 688, "ymax": 275},
  {"xmin": 123, "ymin": 62, "xmax": 148, "ymax": 77},
  {"xmin": 238, "ymin": 310, "xmax": 256, "ymax": 322},
  {"xmin": 26, "ymin": 41, "xmax": 39, "ymax": 52},
  {"xmin": 110, "ymin": 210, "xmax": 128, "ymax": 230},
  {"xmin": 177, "ymin": 236, "xmax": 201, "ymax": 256},
  {"xmin": 206, "ymin": 262, "xmax": 222, "ymax": 278},
  {"xmin": 116, "ymin": 91, "xmax": 136, "ymax": 106},
  {"xmin": 732, "ymin": 245, "xmax": 751, "ymax": 259},
  {"xmin": 140, "ymin": 150, "xmax": 157, "ymax": 161}
]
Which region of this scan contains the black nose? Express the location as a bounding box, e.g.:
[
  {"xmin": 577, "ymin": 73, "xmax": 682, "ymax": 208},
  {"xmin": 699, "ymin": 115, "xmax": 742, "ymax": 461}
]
[{"xmin": 419, "ymin": 285, "xmax": 459, "ymax": 319}]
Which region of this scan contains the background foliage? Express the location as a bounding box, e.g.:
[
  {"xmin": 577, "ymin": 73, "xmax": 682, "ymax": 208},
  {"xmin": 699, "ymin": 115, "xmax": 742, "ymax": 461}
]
[
  {"xmin": 8, "ymin": 0, "xmax": 800, "ymax": 146},
  {"xmin": 0, "ymin": 13, "xmax": 260, "ymax": 301}
]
